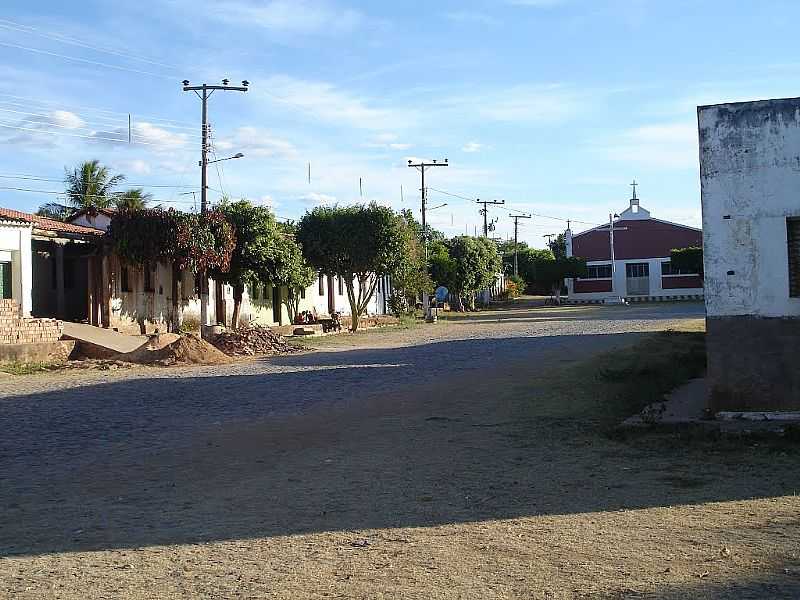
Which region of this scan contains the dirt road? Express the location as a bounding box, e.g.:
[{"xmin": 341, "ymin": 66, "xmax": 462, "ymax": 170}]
[{"xmin": 2, "ymin": 302, "xmax": 799, "ymax": 599}]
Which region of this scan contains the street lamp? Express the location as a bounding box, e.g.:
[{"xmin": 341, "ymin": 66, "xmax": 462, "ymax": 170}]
[{"xmin": 203, "ymin": 152, "xmax": 245, "ymax": 166}]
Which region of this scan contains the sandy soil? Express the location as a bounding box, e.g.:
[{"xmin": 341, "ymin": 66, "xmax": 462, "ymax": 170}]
[{"xmin": 1, "ymin": 301, "xmax": 798, "ymax": 599}]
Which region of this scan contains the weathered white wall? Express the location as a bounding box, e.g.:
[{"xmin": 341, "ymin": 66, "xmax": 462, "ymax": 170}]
[
  {"xmin": 70, "ymin": 212, "xmax": 111, "ymax": 232},
  {"xmin": 699, "ymin": 98, "xmax": 800, "ymax": 318},
  {"xmin": 0, "ymin": 223, "xmax": 32, "ymax": 314}
]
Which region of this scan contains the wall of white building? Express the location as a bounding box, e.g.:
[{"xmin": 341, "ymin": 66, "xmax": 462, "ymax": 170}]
[
  {"xmin": 0, "ymin": 222, "xmax": 32, "ymax": 315},
  {"xmin": 699, "ymin": 99, "xmax": 800, "ymax": 318},
  {"xmin": 566, "ymin": 257, "xmax": 703, "ymax": 301}
]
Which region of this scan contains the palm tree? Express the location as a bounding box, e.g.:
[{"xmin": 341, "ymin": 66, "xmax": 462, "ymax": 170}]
[
  {"xmin": 36, "ymin": 203, "xmax": 75, "ymax": 221},
  {"xmin": 65, "ymin": 160, "xmax": 126, "ymax": 209},
  {"xmin": 114, "ymin": 188, "xmax": 152, "ymax": 211}
]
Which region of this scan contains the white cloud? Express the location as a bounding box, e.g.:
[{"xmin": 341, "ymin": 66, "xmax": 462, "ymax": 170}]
[
  {"xmin": 115, "ymin": 159, "xmax": 152, "ymax": 176},
  {"xmin": 298, "ymin": 192, "xmax": 337, "ymax": 206},
  {"xmin": 448, "ymin": 84, "xmax": 581, "ymax": 124},
  {"xmin": 365, "ymin": 132, "xmax": 412, "ymax": 151},
  {"xmin": 215, "ymin": 126, "xmax": 296, "ymax": 158},
  {"xmin": 462, "ymin": 142, "xmax": 483, "ymax": 153},
  {"xmin": 50, "ymin": 110, "xmax": 85, "ymax": 129},
  {"xmin": 506, "ymin": 0, "xmax": 567, "ymax": 6},
  {"xmin": 261, "ymin": 75, "xmax": 411, "ymax": 130},
  {"xmin": 444, "ymin": 11, "xmax": 502, "ymax": 26},
  {"xmin": 207, "ymin": 0, "xmax": 363, "ymax": 35},
  {"xmin": 600, "ymin": 122, "xmax": 698, "ymax": 169},
  {"xmin": 254, "ymin": 195, "xmax": 279, "ymax": 208},
  {"xmin": 87, "ymin": 121, "xmax": 189, "ymax": 149}
]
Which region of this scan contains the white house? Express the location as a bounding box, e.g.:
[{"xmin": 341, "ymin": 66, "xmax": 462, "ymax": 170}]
[
  {"xmin": 698, "ymin": 96, "xmax": 800, "ymax": 412},
  {"xmin": 67, "ymin": 207, "xmax": 393, "ymax": 333},
  {"xmin": 0, "ymin": 212, "xmax": 32, "ymax": 315},
  {"xmin": 566, "ymin": 191, "xmax": 703, "ymax": 303}
]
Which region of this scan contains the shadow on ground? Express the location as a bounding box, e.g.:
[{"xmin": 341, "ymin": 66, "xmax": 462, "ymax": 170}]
[{"xmin": 0, "ymin": 331, "xmax": 796, "ymax": 563}]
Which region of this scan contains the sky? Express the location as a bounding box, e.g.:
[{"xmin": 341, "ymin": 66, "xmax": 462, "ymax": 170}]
[{"xmin": 1, "ymin": 0, "xmax": 799, "ymax": 247}]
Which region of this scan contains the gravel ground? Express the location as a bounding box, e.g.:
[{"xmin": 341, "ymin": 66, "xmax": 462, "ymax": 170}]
[{"xmin": 4, "ymin": 301, "xmax": 798, "ymax": 599}]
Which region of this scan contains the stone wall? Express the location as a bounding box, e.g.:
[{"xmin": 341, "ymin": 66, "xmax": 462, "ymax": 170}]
[
  {"xmin": 0, "ymin": 299, "xmax": 63, "ymax": 346},
  {"xmin": 707, "ymin": 316, "xmax": 800, "ymax": 412}
]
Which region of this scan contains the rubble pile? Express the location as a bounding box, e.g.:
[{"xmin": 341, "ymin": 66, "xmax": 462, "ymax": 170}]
[{"xmin": 211, "ymin": 324, "xmax": 301, "ymax": 357}]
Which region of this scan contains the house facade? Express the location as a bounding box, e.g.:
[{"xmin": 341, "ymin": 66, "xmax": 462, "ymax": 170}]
[
  {"xmin": 67, "ymin": 208, "xmax": 392, "ymax": 333},
  {"xmin": 699, "ymin": 96, "xmax": 800, "ymax": 412},
  {"xmin": 566, "ymin": 193, "xmax": 703, "ymax": 303},
  {"xmin": 0, "ymin": 207, "xmax": 105, "ymax": 322}
]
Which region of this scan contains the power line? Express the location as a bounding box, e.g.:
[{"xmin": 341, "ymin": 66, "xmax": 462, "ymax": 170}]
[
  {"xmin": 0, "ymin": 120, "xmax": 190, "ymax": 147},
  {"xmin": 0, "ymin": 18, "xmax": 182, "ymax": 71},
  {"xmin": 0, "ymin": 40, "xmax": 176, "ymax": 80},
  {"xmin": 0, "ymin": 174, "xmax": 201, "ymax": 189},
  {"xmin": 0, "ymin": 185, "xmax": 195, "ymax": 204},
  {"xmin": 0, "ymin": 92, "xmax": 197, "ymax": 128}
]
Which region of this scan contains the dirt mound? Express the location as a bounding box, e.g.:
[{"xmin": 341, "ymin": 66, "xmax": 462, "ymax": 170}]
[
  {"xmin": 211, "ymin": 324, "xmax": 301, "ymax": 357},
  {"xmin": 121, "ymin": 334, "xmax": 232, "ymax": 366}
]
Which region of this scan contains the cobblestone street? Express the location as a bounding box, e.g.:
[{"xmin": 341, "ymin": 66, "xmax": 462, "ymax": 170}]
[{"xmin": 3, "ymin": 302, "xmax": 798, "ymax": 599}]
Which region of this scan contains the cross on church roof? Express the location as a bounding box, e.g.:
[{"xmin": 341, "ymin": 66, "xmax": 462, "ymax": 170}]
[{"xmin": 630, "ymin": 179, "xmax": 638, "ymax": 201}]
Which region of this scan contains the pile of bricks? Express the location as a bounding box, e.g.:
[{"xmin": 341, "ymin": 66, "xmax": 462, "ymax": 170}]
[{"xmin": 0, "ymin": 300, "xmax": 63, "ymax": 345}]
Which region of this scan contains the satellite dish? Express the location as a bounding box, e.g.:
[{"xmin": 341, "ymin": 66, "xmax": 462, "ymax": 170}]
[{"xmin": 435, "ymin": 286, "xmax": 449, "ymax": 303}]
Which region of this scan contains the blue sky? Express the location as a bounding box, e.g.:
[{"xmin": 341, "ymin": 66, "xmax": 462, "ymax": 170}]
[{"xmin": 1, "ymin": 0, "xmax": 799, "ymax": 247}]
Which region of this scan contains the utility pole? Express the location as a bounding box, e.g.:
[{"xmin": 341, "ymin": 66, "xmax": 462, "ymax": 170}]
[
  {"xmin": 407, "ymin": 158, "xmax": 448, "ymax": 320},
  {"xmin": 182, "ymin": 78, "xmax": 249, "ymax": 332},
  {"xmin": 511, "ymin": 213, "xmax": 531, "ymax": 277},
  {"xmin": 476, "ymin": 199, "xmax": 505, "ymax": 237}
]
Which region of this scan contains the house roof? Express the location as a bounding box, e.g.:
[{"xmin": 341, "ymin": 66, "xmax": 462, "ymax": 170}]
[
  {"xmin": 0, "ymin": 207, "xmax": 105, "ymax": 237},
  {"xmin": 65, "ymin": 206, "xmax": 116, "ymax": 222}
]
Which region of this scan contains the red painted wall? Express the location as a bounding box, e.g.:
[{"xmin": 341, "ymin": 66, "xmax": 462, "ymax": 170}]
[
  {"xmin": 574, "ymin": 279, "xmax": 612, "ymax": 293},
  {"xmin": 662, "ymin": 275, "xmax": 703, "ymax": 289},
  {"xmin": 572, "ymin": 219, "xmax": 701, "ymax": 261}
]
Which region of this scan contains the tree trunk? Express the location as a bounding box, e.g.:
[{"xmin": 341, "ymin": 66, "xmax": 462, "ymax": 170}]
[
  {"xmin": 232, "ymin": 284, "xmax": 244, "ymax": 329},
  {"xmin": 170, "ymin": 261, "xmax": 181, "ymax": 333},
  {"xmin": 345, "ymin": 280, "xmax": 359, "ymax": 331},
  {"xmin": 451, "ymin": 293, "xmax": 465, "ymax": 312}
]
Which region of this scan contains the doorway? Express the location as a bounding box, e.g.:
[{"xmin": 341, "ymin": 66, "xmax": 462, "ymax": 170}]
[
  {"xmin": 272, "ymin": 285, "xmax": 282, "ymax": 325},
  {"xmin": 625, "ymin": 262, "xmax": 650, "ymax": 296}
]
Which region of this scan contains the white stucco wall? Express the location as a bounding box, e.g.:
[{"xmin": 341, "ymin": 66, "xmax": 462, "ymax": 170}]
[
  {"xmin": 699, "ymin": 98, "xmax": 800, "ymax": 318},
  {"xmin": 70, "ymin": 212, "xmax": 111, "ymax": 232},
  {"xmin": 0, "ymin": 222, "xmax": 32, "ymax": 314}
]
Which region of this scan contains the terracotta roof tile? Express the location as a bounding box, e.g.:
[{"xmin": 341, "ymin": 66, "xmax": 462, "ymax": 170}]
[{"xmin": 0, "ymin": 207, "xmax": 105, "ymax": 236}]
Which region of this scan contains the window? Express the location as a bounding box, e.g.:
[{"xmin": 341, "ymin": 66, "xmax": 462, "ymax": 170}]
[
  {"xmin": 121, "ymin": 266, "xmax": 130, "ymax": 292},
  {"xmin": 144, "ymin": 262, "xmax": 155, "ymax": 292},
  {"xmin": 661, "ymin": 261, "xmax": 696, "ymax": 276},
  {"xmin": 583, "ymin": 264, "xmax": 612, "ymax": 279},
  {"xmin": 338, "ymin": 276, "xmax": 343, "ymax": 295},
  {"xmin": 250, "ymin": 283, "xmax": 260, "ymax": 301},
  {"xmin": 0, "ymin": 262, "xmax": 11, "ymax": 299},
  {"xmin": 788, "ymin": 218, "xmax": 800, "ymax": 297},
  {"xmin": 625, "ymin": 263, "xmax": 649, "ymax": 278},
  {"xmin": 300, "ymin": 287, "xmax": 306, "ymax": 299},
  {"xmin": 318, "ymin": 274, "xmax": 325, "ymax": 296}
]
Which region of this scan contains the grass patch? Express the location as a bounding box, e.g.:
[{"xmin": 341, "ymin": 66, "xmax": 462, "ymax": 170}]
[
  {"xmin": 517, "ymin": 330, "xmax": 707, "ymax": 430},
  {"xmin": 0, "ymin": 361, "xmax": 61, "ymax": 375}
]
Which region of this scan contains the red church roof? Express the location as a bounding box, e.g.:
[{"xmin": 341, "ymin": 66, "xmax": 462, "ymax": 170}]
[{"xmin": 572, "ymin": 218, "xmax": 701, "ymax": 261}]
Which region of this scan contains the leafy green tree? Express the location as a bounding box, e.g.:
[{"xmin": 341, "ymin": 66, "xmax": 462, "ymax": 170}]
[
  {"xmin": 388, "ymin": 209, "xmax": 433, "ymax": 315},
  {"xmin": 214, "ymin": 200, "xmax": 285, "ymax": 328},
  {"xmin": 547, "ymin": 233, "xmax": 568, "ymax": 260},
  {"xmin": 38, "ymin": 160, "xmax": 151, "ymax": 219},
  {"xmin": 445, "ymin": 236, "xmax": 502, "ymax": 311},
  {"xmin": 115, "ymin": 188, "xmax": 153, "ymax": 211},
  {"xmin": 65, "ymin": 160, "xmax": 126, "ymax": 209},
  {"xmin": 271, "ymin": 223, "xmax": 316, "ymax": 321},
  {"xmin": 297, "ymin": 203, "xmax": 408, "ymax": 330},
  {"xmin": 670, "ymin": 246, "xmax": 703, "ymax": 277},
  {"xmin": 533, "ymin": 257, "xmax": 587, "ymax": 303}
]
